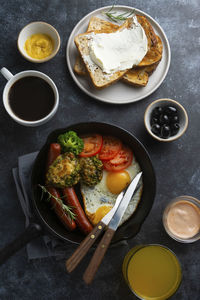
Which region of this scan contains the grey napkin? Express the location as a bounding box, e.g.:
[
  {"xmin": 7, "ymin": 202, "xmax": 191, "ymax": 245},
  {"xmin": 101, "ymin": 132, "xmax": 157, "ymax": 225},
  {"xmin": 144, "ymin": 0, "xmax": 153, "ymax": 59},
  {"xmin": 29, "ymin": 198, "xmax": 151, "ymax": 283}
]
[
  {"xmin": 12, "ymin": 152, "xmax": 129, "ymax": 261},
  {"xmin": 12, "ymin": 152, "xmax": 72, "ymax": 260}
]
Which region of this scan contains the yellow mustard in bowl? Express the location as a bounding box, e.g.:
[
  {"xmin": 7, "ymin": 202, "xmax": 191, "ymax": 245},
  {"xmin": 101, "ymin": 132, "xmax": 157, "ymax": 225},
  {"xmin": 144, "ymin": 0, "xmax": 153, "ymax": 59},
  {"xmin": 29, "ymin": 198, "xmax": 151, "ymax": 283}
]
[{"xmin": 24, "ymin": 33, "xmax": 54, "ymax": 59}]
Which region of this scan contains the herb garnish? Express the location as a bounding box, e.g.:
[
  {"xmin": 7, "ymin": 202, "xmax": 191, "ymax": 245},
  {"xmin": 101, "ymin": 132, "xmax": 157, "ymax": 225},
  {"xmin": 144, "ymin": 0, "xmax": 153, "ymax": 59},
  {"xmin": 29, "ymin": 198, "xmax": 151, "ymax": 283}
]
[
  {"xmin": 38, "ymin": 184, "xmax": 76, "ymax": 221},
  {"xmin": 102, "ymin": 5, "xmax": 135, "ymax": 23}
]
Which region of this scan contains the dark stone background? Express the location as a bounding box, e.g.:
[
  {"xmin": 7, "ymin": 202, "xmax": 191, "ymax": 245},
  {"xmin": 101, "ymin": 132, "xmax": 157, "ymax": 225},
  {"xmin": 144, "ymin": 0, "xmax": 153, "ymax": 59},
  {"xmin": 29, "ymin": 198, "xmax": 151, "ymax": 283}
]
[{"xmin": 0, "ymin": 0, "xmax": 199, "ymax": 299}]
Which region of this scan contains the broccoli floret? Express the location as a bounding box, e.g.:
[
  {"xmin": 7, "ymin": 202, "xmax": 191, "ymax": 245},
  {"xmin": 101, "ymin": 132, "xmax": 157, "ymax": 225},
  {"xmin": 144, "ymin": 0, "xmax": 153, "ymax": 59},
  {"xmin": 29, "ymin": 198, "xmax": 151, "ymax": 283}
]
[{"xmin": 57, "ymin": 131, "xmax": 84, "ymax": 155}]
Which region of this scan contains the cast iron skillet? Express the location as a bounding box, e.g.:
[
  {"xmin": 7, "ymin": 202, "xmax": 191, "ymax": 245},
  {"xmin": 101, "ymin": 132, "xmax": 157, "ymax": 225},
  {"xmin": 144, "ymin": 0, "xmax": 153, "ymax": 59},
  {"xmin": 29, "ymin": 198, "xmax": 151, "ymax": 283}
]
[{"xmin": 0, "ymin": 122, "xmax": 156, "ymax": 265}]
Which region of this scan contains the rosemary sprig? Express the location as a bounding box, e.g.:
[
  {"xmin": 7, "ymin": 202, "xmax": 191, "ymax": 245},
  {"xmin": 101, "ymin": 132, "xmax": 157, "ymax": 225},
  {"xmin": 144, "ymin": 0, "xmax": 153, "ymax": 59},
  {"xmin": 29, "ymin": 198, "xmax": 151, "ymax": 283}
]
[
  {"xmin": 102, "ymin": 5, "xmax": 135, "ymax": 23},
  {"xmin": 38, "ymin": 184, "xmax": 76, "ymax": 221}
]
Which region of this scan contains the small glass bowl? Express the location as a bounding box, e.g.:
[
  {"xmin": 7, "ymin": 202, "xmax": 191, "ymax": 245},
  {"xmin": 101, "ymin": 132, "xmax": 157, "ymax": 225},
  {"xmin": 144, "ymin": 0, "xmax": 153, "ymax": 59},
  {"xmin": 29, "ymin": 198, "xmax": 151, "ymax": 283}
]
[{"xmin": 163, "ymin": 196, "xmax": 200, "ymax": 243}]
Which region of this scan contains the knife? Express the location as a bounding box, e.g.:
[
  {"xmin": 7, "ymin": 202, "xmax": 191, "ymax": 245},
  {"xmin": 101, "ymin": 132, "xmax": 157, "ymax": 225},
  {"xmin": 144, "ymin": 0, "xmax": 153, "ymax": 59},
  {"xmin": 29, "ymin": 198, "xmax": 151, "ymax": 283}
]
[
  {"xmin": 83, "ymin": 171, "xmax": 142, "ymax": 284},
  {"xmin": 66, "ymin": 172, "xmax": 142, "ymax": 274},
  {"xmin": 66, "ymin": 189, "xmax": 125, "ymax": 273}
]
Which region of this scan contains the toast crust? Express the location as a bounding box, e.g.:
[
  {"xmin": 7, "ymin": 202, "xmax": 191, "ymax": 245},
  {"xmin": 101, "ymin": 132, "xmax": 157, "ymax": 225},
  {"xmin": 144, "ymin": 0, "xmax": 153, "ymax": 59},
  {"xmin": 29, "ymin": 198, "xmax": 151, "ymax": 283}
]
[
  {"xmin": 123, "ymin": 69, "xmax": 149, "ymax": 87},
  {"xmin": 74, "ymin": 55, "xmax": 87, "ymax": 76},
  {"xmin": 87, "ymin": 16, "xmax": 119, "ymax": 32},
  {"xmin": 123, "ymin": 61, "xmax": 160, "ymax": 87}
]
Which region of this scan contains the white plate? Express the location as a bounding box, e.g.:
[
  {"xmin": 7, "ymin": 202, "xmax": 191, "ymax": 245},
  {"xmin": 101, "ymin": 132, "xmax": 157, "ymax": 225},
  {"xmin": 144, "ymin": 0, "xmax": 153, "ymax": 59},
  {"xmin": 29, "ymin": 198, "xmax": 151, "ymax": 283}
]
[{"xmin": 66, "ymin": 5, "xmax": 171, "ymax": 105}]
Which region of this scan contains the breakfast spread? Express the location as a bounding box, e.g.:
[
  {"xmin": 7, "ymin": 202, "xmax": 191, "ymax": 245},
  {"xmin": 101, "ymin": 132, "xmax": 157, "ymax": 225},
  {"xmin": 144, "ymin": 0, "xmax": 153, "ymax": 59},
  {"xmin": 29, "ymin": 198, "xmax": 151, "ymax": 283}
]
[
  {"xmin": 42, "ymin": 131, "xmax": 143, "ymax": 233},
  {"xmin": 1, "ymin": 4, "xmax": 198, "ymax": 296},
  {"xmin": 24, "ymin": 33, "xmax": 54, "ymax": 59},
  {"xmin": 74, "ymin": 14, "xmax": 163, "ymax": 88}
]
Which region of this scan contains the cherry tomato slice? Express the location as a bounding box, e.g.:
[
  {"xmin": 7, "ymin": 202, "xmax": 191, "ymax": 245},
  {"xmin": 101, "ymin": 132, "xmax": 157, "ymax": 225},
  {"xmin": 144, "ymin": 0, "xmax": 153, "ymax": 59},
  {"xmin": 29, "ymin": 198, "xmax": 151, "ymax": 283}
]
[
  {"xmin": 109, "ymin": 146, "xmax": 133, "ymax": 165},
  {"xmin": 99, "ymin": 136, "xmax": 122, "ymax": 160},
  {"xmin": 79, "ymin": 134, "xmax": 103, "ymax": 157},
  {"xmin": 103, "ymin": 146, "xmax": 133, "ymax": 172}
]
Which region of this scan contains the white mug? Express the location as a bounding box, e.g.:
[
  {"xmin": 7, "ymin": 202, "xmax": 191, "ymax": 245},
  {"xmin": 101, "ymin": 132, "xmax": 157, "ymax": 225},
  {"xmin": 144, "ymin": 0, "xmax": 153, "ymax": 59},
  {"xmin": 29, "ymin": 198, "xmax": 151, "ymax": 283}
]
[{"xmin": 1, "ymin": 67, "xmax": 59, "ymax": 126}]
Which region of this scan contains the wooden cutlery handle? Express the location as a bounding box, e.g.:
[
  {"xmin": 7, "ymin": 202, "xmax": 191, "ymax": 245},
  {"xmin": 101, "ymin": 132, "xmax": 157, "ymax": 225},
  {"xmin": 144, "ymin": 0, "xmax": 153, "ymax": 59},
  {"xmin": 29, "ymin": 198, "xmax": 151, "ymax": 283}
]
[
  {"xmin": 66, "ymin": 221, "xmax": 106, "ymax": 273},
  {"xmin": 83, "ymin": 227, "xmax": 115, "ymax": 284}
]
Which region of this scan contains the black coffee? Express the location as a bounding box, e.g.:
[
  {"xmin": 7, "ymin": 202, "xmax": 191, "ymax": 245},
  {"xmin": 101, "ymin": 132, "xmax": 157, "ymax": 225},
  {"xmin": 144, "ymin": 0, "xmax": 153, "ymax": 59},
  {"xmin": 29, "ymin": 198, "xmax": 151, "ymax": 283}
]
[{"xmin": 9, "ymin": 76, "xmax": 55, "ymax": 121}]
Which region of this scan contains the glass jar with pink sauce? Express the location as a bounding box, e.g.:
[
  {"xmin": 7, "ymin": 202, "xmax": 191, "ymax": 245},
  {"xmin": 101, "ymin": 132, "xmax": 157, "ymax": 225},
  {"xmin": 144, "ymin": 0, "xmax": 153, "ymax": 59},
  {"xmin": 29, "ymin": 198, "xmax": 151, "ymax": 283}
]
[{"xmin": 163, "ymin": 196, "xmax": 200, "ymax": 243}]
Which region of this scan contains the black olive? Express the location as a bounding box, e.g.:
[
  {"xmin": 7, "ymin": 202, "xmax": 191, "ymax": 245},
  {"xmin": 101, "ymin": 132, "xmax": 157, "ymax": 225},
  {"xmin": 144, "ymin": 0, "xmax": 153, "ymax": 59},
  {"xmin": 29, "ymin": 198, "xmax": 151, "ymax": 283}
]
[
  {"xmin": 152, "ymin": 106, "xmax": 163, "ymax": 117},
  {"xmin": 150, "ymin": 117, "xmax": 159, "ymax": 126},
  {"xmin": 151, "ymin": 124, "xmax": 161, "ymax": 136},
  {"xmin": 161, "ymin": 125, "xmax": 171, "ymax": 139},
  {"xmin": 165, "ymin": 106, "xmax": 178, "ymax": 116},
  {"xmin": 170, "ymin": 123, "xmax": 180, "ymax": 136},
  {"xmin": 159, "ymin": 114, "xmax": 170, "ymax": 124},
  {"xmin": 171, "ymin": 115, "xmax": 179, "ymax": 123}
]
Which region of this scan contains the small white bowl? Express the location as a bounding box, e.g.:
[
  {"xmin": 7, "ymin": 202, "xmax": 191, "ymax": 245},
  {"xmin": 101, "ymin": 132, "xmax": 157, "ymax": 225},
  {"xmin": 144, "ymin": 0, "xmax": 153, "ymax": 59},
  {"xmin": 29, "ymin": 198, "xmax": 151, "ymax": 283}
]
[
  {"xmin": 17, "ymin": 21, "xmax": 60, "ymax": 63},
  {"xmin": 144, "ymin": 98, "xmax": 188, "ymax": 142}
]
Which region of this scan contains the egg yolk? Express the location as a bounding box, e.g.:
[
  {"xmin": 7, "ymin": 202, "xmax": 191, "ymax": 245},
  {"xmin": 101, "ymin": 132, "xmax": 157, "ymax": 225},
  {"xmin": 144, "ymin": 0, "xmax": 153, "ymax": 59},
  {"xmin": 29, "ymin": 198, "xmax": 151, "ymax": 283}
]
[
  {"xmin": 106, "ymin": 171, "xmax": 131, "ymax": 194},
  {"xmin": 93, "ymin": 206, "xmax": 112, "ymax": 225}
]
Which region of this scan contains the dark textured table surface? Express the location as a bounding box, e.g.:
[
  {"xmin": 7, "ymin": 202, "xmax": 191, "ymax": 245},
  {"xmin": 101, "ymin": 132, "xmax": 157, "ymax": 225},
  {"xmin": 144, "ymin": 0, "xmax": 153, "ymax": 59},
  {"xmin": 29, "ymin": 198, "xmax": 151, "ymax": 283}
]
[{"xmin": 0, "ymin": 0, "xmax": 199, "ymax": 299}]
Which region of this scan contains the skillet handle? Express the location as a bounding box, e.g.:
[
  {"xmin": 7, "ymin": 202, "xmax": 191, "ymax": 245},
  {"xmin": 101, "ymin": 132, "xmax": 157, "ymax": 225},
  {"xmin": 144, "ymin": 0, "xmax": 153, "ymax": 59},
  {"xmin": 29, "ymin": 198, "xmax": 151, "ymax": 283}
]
[{"xmin": 0, "ymin": 223, "xmax": 42, "ymax": 266}]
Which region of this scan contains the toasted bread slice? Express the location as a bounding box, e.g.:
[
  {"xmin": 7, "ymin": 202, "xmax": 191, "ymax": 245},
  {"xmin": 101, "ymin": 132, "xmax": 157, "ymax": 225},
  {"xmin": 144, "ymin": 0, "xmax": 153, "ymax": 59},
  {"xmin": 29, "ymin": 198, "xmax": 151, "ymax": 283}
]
[
  {"xmin": 74, "ymin": 19, "xmax": 132, "ymax": 89},
  {"xmin": 74, "ymin": 16, "xmax": 163, "ymax": 87},
  {"xmin": 123, "ymin": 61, "xmax": 159, "ymax": 87},
  {"xmin": 144, "ymin": 60, "xmax": 160, "ymax": 75},
  {"xmin": 74, "ymin": 16, "xmax": 162, "ymax": 73},
  {"xmin": 73, "ymin": 17, "xmax": 119, "ymax": 76},
  {"xmin": 123, "ymin": 35, "xmax": 161, "ymax": 87},
  {"xmin": 138, "ymin": 37, "xmax": 162, "ymax": 67},
  {"xmin": 136, "ymin": 15, "xmax": 162, "ymax": 66},
  {"xmin": 155, "ymin": 35, "xmax": 163, "ymax": 54},
  {"xmin": 87, "ymin": 16, "xmax": 119, "ymax": 32},
  {"xmin": 123, "ymin": 68, "xmax": 149, "ymax": 87},
  {"xmin": 136, "ymin": 15, "xmax": 157, "ymax": 49},
  {"xmin": 74, "ymin": 55, "xmax": 87, "ymax": 75},
  {"xmin": 138, "ymin": 47, "xmax": 161, "ymax": 66}
]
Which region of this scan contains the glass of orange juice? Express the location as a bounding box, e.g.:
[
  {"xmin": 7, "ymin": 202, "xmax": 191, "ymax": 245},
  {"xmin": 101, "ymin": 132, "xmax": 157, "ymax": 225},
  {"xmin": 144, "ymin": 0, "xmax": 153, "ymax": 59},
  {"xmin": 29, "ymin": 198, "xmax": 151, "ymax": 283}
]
[{"xmin": 122, "ymin": 244, "xmax": 182, "ymax": 300}]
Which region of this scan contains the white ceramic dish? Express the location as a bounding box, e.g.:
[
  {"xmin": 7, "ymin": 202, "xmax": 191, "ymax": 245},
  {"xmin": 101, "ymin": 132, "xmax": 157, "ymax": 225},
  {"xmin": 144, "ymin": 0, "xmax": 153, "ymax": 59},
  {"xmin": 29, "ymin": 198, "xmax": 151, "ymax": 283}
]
[
  {"xmin": 66, "ymin": 5, "xmax": 171, "ymax": 105},
  {"xmin": 144, "ymin": 98, "xmax": 188, "ymax": 142},
  {"xmin": 18, "ymin": 21, "xmax": 60, "ymax": 63}
]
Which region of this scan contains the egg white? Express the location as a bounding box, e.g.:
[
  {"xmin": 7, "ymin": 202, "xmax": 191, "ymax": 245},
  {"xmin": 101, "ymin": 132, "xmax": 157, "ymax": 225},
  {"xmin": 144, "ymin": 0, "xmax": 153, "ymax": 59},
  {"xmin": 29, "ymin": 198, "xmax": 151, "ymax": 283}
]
[{"xmin": 81, "ymin": 154, "xmax": 143, "ymax": 226}]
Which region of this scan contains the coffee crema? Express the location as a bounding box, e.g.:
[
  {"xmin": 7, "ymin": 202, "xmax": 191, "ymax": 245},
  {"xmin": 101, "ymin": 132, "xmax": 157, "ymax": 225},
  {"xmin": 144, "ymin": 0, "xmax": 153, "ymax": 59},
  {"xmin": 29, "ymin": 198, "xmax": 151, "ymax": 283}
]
[{"xmin": 8, "ymin": 76, "xmax": 55, "ymax": 121}]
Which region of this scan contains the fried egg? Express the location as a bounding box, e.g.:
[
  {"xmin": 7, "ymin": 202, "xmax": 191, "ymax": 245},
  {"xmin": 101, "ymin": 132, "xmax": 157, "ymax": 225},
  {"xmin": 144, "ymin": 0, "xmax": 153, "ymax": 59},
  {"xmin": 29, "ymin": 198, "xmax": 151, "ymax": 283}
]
[{"xmin": 81, "ymin": 154, "xmax": 143, "ymax": 226}]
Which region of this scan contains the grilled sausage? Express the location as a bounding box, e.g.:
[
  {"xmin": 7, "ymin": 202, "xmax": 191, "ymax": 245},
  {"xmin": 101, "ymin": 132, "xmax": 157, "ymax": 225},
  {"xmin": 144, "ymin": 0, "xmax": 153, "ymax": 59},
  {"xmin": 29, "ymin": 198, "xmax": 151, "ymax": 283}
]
[
  {"xmin": 62, "ymin": 187, "xmax": 93, "ymax": 235},
  {"xmin": 47, "ymin": 187, "xmax": 76, "ymax": 231},
  {"xmin": 46, "ymin": 143, "xmax": 61, "ymax": 170},
  {"xmin": 46, "ymin": 143, "xmax": 76, "ymax": 231}
]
